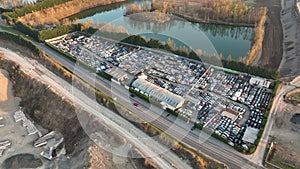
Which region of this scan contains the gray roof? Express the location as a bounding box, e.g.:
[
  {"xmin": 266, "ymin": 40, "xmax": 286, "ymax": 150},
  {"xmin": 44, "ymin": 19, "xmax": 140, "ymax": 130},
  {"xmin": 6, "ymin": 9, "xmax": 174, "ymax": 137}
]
[
  {"xmin": 242, "ymin": 127, "xmax": 259, "ymax": 144},
  {"xmin": 132, "ymin": 78, "xmax": 185, "ymax": 109}
]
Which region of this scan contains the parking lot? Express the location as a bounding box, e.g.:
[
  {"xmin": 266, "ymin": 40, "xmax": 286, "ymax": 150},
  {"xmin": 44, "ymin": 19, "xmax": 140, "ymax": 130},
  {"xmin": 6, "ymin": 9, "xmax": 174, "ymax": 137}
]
[{"xmin": 185, "ymin": 68, "xmax": 273, "ymax": 147}]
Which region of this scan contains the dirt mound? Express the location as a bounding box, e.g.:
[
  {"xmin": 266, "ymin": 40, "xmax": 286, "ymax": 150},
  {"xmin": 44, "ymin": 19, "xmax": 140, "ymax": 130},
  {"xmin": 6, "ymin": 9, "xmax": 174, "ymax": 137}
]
[
  {"xmin": 3, "ymin": 154, "xmax": 43, "ymax": 169},
  {"xmin": 290, "ymin": 114, "xmax": 300, "ymax": 125}
]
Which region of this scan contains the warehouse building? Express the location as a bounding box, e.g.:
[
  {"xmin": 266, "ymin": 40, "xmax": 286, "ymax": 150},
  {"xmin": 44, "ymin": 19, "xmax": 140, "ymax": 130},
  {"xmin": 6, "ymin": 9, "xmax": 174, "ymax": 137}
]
[
  {"xmin": 242, "ymin": 127, "xmax": 259, "ymax": 144},
  {"xmin": 132, "ymin": 77, "xmax": 185, "ymax": 110},
  {"xmin": 250, "ymin": 77, "xmax": 271, "ymax": 88},
  {"xmin": 106, "ymin": 68, "xmax": 128, "ymax": 82}
]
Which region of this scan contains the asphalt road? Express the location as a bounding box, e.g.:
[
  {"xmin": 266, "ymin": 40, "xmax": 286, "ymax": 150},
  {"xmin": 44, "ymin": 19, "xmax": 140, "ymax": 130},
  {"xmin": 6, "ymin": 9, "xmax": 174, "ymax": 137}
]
[
  {"xmin": 0, "ymin": 47, "xmax": 194, "ymax": 169},
  {"xmin": 34, "ymin": 43, "xmax": 267, "ymax": 169}
]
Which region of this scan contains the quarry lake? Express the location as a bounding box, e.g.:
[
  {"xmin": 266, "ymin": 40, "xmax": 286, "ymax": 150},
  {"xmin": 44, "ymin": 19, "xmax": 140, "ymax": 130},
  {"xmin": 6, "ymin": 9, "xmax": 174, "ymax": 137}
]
[{"xmin": 70, "ymin": 0, "xmax": 254, "ymax": 59}]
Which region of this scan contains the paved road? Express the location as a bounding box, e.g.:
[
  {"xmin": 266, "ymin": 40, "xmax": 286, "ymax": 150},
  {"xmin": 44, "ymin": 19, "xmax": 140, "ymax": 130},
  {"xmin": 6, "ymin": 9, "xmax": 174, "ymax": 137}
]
[
  {"xmin": 34, "ymin": 43, "xmax": 266, "ymax": 169},
  {"xmin": 0, "ymin": 47, "xmax": 194, "ymax": 169}
]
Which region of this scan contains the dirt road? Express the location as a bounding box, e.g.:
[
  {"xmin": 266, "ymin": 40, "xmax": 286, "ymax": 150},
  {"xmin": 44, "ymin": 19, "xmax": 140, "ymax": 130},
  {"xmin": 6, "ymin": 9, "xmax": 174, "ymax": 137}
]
[
  {"xmin": 256, "ymin": 0, "xmax": 283, "ymax": 71},
  {"xmin": 278, "ymin": 0, "xmax": 300, "ymax": 80}
]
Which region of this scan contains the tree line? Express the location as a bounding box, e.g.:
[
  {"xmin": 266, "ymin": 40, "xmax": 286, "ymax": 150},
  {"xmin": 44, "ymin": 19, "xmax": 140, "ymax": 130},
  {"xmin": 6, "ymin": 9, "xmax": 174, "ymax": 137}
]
[
  {"xmin": 14, "ymin": 21, "xmax": 82, "ymax": 41},
  {"xmin": 245, "ymin": 7, "xmax": 267, "ymax": 65},
  {"xmin": 68, "ymin": 1, "xmax": 125, "ymax": 20},
  {"xmin": 17, "ymin": 0, "xmax": 125, "ymax": 28},
  {"xmin": 152, "ymin": 0, "xmax": 266, "ymax": 25},
  {"xmin": 125, "ymin": 4, "xmax": 144, "ymax": 15},
  {"xmin": 125, "ymin": 2, "xmax": 151, "ymax": 15},
  {"xmin": 0, "ymin": 31, "xmax": 42, "ymax": 56},
  {"xmin": 11, "ymin": 19, "xmax": 129, "ymax": 42},
  {"xmin": 2, "ymin": 0, "xmax": 71, "ymax": 19}
]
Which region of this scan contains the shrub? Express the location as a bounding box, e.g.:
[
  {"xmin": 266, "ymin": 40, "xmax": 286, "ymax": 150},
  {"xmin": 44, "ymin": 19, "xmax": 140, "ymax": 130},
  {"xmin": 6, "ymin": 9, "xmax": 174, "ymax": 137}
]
[
  {"xmin": 166, "ymin": 108, "xmax": 179, "ymax": 117},
  {"xmin": 0, "ymin": 31, "xmax": 42, "ymax": 56},
  {"xmin": 3, "ymin": 0, "xmax": 71, "ymax": 18},
  {"xmin": 194, "ymin": 122, "xmax": 203, "ymax": 130},
  {"xmin": 97, "ymin": 71, "xmax": 112, "ymax": 81},
  {"xmin": 129, "ymin": 88, "xmax": 150, "ymax": 102},
  {"xmin": 248, "ymin": 145, "xmax": 257, "ymax": 154}
]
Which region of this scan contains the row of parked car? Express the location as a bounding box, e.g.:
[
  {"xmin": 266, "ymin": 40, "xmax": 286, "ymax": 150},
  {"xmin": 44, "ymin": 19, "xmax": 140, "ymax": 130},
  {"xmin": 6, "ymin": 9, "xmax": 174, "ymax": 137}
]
[
  {"xmin": 226, "ymin": 102, "xmax": 246, "ymax": 115},
  {"xmin": 249, "ymin": 87, "xmax": 271, "ymax": 110},
  {"xmin": 189, "ymin": 69, "xmax": 275, "ymax": 148},
  {"xmin": 214, "ymin": 116, "xmax": 246, "ymax": 146},
  {"xmin": 245, "ymin": 107, "xmax": 264, "ymax": 129},
  {"xmin": 205, "ymin": 70, "xmax": 273, "ymax": 112},
  {"xmin": 146, "ymin": 75, "xmax": 187, "ymax": 96}
]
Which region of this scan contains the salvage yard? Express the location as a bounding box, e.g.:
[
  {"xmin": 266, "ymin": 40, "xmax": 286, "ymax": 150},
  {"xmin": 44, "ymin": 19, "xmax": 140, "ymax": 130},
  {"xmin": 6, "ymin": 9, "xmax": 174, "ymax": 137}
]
[{"xmin": 48, "ymin": 32, "xmax": 276, "ymax": 152}]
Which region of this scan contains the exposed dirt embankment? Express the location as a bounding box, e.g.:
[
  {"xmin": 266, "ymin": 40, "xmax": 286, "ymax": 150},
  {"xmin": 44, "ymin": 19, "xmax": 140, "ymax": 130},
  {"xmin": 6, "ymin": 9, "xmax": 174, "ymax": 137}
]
[
  {"xmin": 285, "ymin": 88, "xmax": 300, "ymax": 105},
  {"xmin": 0, "ymin": 68, "xmax": 9, "ymax": 102},
  {"xmin": 0, "ymin": 58, "xmax": 85, "ymax": 154}
]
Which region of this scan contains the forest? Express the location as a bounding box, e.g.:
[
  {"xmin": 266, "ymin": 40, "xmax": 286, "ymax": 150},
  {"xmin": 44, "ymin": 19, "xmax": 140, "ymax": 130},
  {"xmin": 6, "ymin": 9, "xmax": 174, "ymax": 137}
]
[
  {"xmin": 2, "ymin": 0, "xmax": 71, "ymax": 18},
  {"xmin": 152, "ymin": 0, "xmax": 266, "ymax": 25},
  {"xmin": 245, "ymin": 7, "xmax": 267, "ymax": 65},
  {"xmin": 14, "ymin": 21, "xmax": 84, "ymax": 41},
  {"xmin": 15, "ymin": 0, "xmax": 125, "ymax": 28}
]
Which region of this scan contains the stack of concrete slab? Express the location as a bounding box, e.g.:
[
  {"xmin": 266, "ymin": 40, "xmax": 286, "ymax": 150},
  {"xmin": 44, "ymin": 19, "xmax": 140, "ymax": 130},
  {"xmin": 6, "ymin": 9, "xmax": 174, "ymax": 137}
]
[
  {"xmin": 0, "ymin": 140, "xmax": 11, "ymax": 156},
  {"xmin": 13, "ymin": 110, "xmax": 26, "ymax": 122},
  {"xmin": 14, "ymin": 110, "xmax": 39, "ymax": 136}
]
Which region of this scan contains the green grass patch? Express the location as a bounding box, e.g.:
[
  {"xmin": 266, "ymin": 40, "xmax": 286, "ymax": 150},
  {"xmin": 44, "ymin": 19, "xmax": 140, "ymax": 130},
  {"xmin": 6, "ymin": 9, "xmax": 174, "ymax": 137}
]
[
  {"xmin": 0, "ymin": 25, "xmax": 23, "ymax": 35},
  {"xmin": 288, "ymin": 92, "xmax": 300, "ymax": 103}
]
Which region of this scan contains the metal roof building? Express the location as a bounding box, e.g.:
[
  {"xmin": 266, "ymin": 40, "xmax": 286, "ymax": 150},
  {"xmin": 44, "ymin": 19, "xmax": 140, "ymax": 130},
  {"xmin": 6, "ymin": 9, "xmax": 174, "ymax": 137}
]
[
  {"xmin": 250, "ymin": 77, "xmax": 271, "ymax": 88},
  {"xmin": 106, "ymin": 68, "xmax": 128, "ymax": 82},
  {"xmin": 242, "ymin": 127, "xmax": 259, "ymax": 144},
  {"xmin": 132, "ymin": 78, "xmax": 185, "ymax": 110}
]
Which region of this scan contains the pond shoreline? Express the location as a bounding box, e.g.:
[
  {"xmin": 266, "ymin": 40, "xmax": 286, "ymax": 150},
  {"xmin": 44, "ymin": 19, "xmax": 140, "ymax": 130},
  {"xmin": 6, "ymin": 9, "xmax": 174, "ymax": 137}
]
[
  {"xmin": 68, "ymin": 1, "xmax": 254, "ymax": 59},
  {"xmin": 123, "ymin": 11, "xmax": 256, "ymax": 28},
  {"xmin": 172, "ymin": 13, "xmax": 256, "ymax": 28},
  {"xmin": 123, "ymin": 12, "xmax": 172, "ymax": 24}
]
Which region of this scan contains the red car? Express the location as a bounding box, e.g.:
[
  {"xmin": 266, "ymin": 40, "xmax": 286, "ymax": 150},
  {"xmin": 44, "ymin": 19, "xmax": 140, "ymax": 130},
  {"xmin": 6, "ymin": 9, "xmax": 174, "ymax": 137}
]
[{"xmin": 133, "ymin": 103, "xmax": 139, "ymax": 107}]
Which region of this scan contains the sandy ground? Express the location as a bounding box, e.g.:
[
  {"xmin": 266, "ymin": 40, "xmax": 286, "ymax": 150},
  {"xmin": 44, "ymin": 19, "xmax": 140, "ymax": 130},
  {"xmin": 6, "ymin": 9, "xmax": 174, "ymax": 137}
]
[
  {"xmin": 0, "ymin": 69, "xmax": 8, "ymax": 102},
  {"xmin": 270, "ymin": 98, "xmax": 300, "ymax": 168},
  {"xmin": 0, "ymin": 69, "xmax": 49, "ymax": 169},
  {"xmin": 0, "ymin": 69, "xmax": 19, "ymax": 115},
  {"xmin": 278, "ymin": 0, "xmax": 300, "ymax": 80}
]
